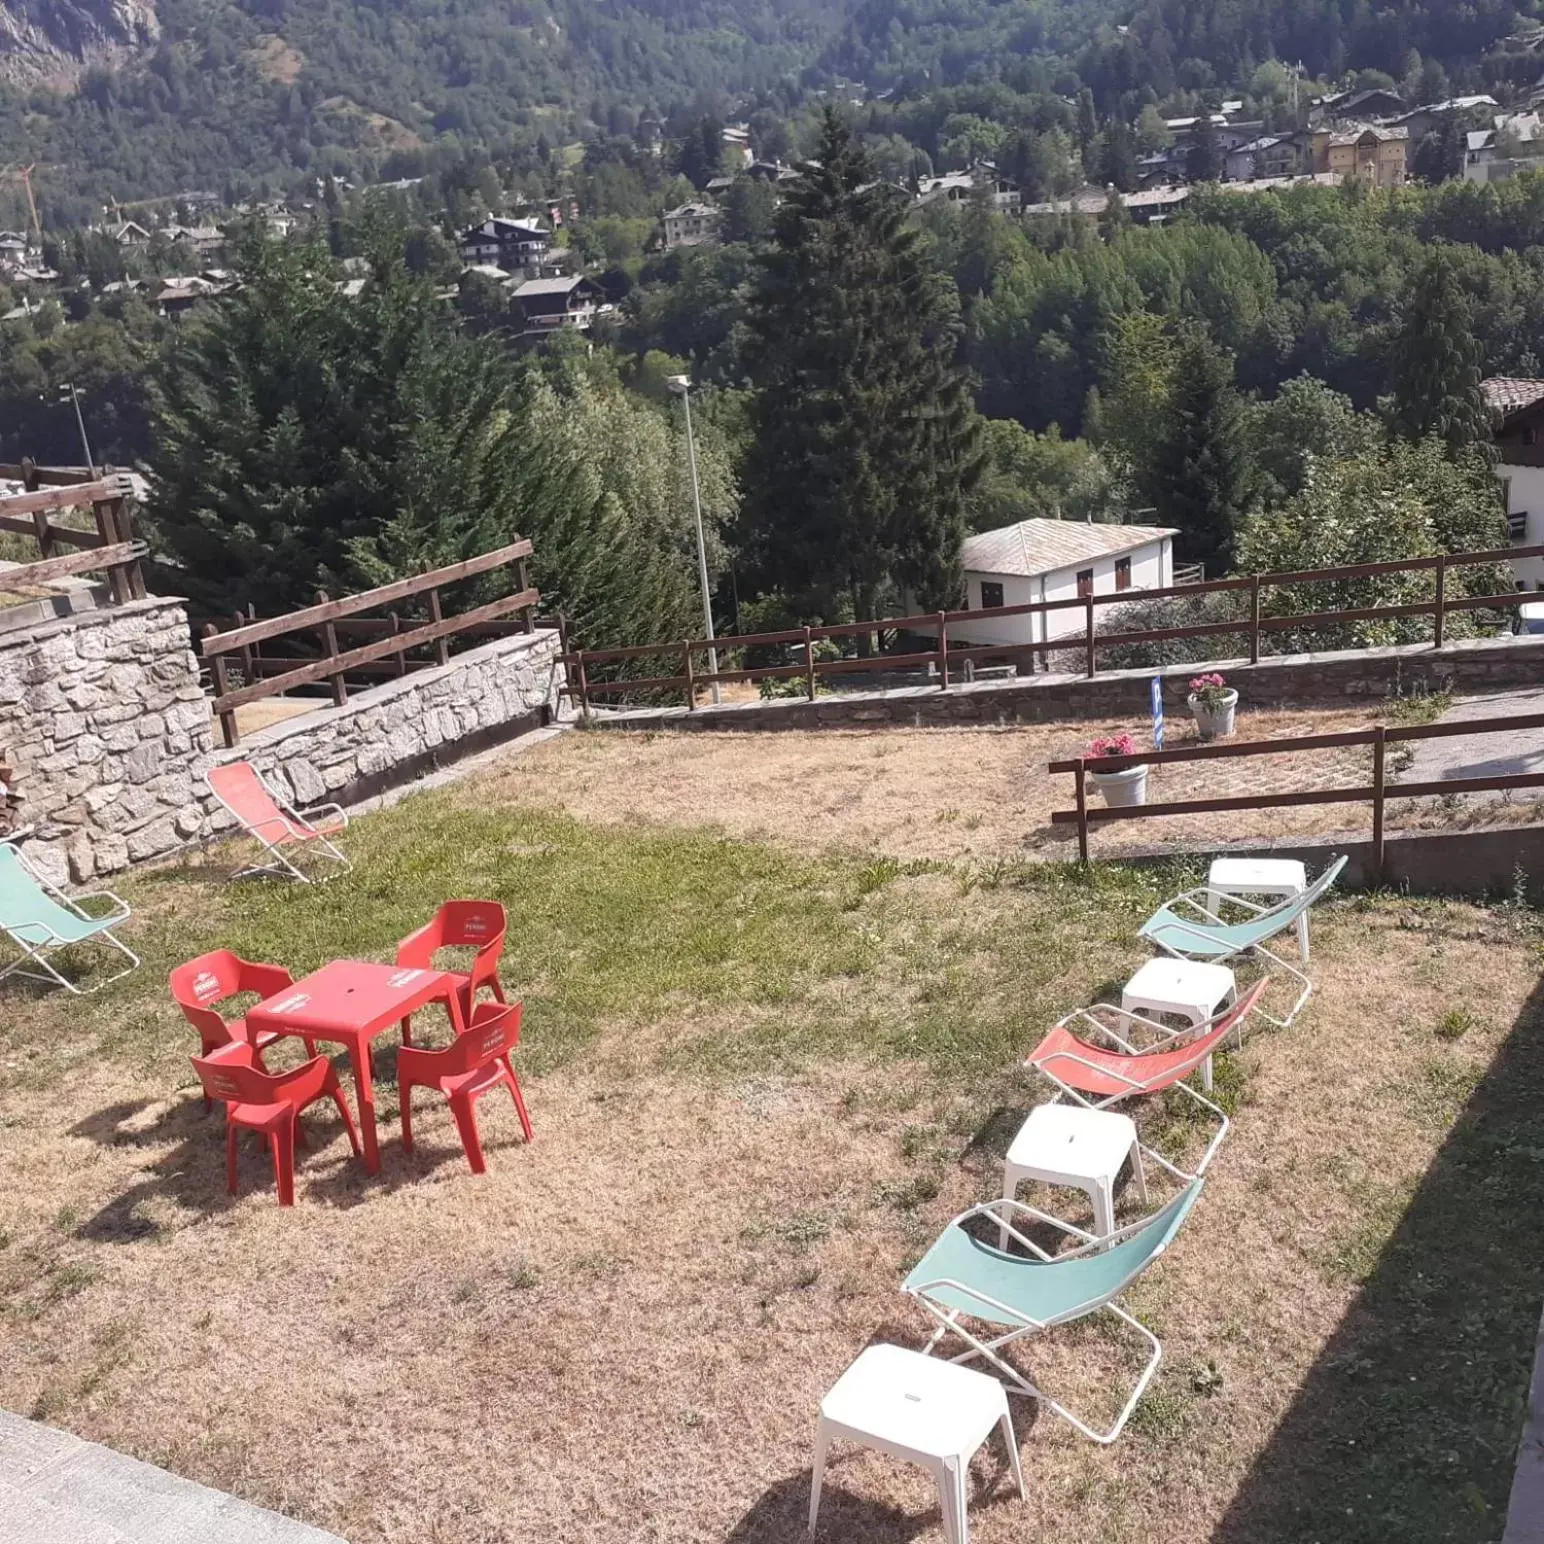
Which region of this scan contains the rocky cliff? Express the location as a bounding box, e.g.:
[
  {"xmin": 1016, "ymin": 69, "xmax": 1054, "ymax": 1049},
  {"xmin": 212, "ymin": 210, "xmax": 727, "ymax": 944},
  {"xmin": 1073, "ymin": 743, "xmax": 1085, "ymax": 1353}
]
[{"xmin": 0, "ymin": 0, "xmax": 159, "ymax": 88}]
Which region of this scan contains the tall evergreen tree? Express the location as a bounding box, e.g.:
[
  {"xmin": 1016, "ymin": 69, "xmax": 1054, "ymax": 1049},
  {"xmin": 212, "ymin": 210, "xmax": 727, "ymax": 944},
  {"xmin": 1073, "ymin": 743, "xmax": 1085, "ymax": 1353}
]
[
  {"xmin": 1388, "ymin": 247, "xmax": 1489, "ymax": 452},
  {"xmin": 1187, "ymin": 114, "xmax": 1223, "ymax": 182},
  {"xmin": 740, "ymin": 111, "xmax": 983, "ymax": 624},
  {"xmin": 1150, "ymin": 331, "xmax": 1254, "ymax": 573},
  {"xmin": 1094, "ymin": 121, "xmax": 1139, "ymax": 192},
  {"xmin": 675, "ymin": 117, "xmax": 725, "ymax": 190}
]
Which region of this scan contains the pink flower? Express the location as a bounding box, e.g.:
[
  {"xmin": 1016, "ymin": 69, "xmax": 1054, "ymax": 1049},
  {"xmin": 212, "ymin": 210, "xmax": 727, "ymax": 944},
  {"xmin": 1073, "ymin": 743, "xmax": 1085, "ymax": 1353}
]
[
  {"xmin": 1189, "ymin": 672, "xmax": 1227, "ymax": 693},
  {"xmin": 1090, "ymin": 732, "xmax": 1136, "ymax": 758}
]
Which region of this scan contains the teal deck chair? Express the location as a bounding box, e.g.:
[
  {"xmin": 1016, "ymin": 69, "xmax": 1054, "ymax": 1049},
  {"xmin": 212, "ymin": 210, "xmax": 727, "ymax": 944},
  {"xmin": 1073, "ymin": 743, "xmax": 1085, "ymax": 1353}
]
[
  {"xmin": 903, "ymin": 1179, "xmax": 1203, "ymax": 1444},
  {"xmin": 1137, "ymin": 855, "xmax": 1347, "ymax": 1028},
  {"xmin": 0, "ymin": 842, "xmax": 139, "ymax": 995}
]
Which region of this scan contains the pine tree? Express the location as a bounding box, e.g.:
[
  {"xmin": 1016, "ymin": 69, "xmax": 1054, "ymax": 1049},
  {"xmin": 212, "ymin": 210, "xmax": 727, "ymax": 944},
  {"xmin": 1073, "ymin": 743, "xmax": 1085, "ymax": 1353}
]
[
  {"xmin": 1150, "ymin": 331, "xmax": 1254, "ymax": 574},
  {"xmin": 1075, "ymin": 88, "xmax": 1099, "ymax": 150},
  {"xmin": 740, "ymin": 111, "xmax": 983, "ymax": 625},
  {"xmin": 1187, "ymin": 114, "xmax": 1222, "ymax": 182},
  {"xmin": 1094, "ymin": 121, "xmax": 1139, "ymax": 192},
  {"xmin": 1388, "ymin": 247, "xmax": 1489, "ymax": 453},
  {"xmin": 675, "ymin": 117, "xmax": 724, "ymax": 190}
]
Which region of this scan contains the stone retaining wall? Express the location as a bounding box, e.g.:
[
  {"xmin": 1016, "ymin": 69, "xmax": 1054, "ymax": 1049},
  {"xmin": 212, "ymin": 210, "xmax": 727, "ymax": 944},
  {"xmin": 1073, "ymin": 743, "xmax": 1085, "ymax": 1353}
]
[
  {"xmin": 3, "ymin": 599, "xmax": 567, "ymax": 886},
  {"xmin": 1, "ymin": 598, "xmax": 211, "ymax": 887},
  {"xmin": 592, "ymin": 633, "xmax": 1544, "ymax": 733}
]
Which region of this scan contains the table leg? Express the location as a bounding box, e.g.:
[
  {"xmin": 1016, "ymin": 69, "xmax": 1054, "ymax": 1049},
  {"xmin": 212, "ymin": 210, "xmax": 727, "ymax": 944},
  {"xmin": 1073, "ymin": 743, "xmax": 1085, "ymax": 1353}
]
[
  {"xmin": 1129, "ymin": 1141, "xmax": 1149, "ymax": 1206},
  {"xmin": 998, "ymin": 1406, "xmax": 1025, "ymax": 1500},
  {"xmin": 1297, "ymin": 906, "xmax": 1310, "ymax": 964},
  {"xmin": 998, "ymin": 1166, "xmax": 1025, "ymax": 1251},
  {"xmin": 348, "ymin": 1034, "xmax": 381, "ymax": 1175}
]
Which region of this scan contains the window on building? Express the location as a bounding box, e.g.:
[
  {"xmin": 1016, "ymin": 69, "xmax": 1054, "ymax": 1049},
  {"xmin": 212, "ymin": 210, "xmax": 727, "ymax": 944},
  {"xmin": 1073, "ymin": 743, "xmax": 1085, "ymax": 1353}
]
[
  {"xmin": 1115, "ymin": 556, "xmax": 1132, "ymax": 591},
  {"xmin": 1509, "ymin": 510, "xmax": 1529, "ymax": 542},
  {"xmin": 979, "ymin": 581, "xmax": 1005, "ymax": 609},
  {"xmin": 1076, "ymin": 568, "xmax": 1095, "ymax": 598}
]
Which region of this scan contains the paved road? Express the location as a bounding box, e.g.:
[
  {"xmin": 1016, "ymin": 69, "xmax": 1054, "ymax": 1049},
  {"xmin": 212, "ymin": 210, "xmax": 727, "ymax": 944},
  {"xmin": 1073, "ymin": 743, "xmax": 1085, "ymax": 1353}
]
[
  {"xmin": 1396, "ymin": 687, "xmax": 1544, "ymax": 789},
  {"xmin": 0, "ymin": 1409, "xmax": 347, "ymax": 1544}
]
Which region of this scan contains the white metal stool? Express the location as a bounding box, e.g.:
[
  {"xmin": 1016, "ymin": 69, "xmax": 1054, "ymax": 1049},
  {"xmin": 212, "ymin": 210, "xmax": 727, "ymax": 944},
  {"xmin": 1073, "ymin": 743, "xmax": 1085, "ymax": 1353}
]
[
  {"xmin": 810, "ymin": 1343, "xmax": 1024, "ymax": 1544},
  {"xmin": 999, "ymin": 1103, "xmax": 1146, "ymax": 1249},
  {"xmin": 1206, "ymin": 857, "xmax": 1310, "ymax": 961}
]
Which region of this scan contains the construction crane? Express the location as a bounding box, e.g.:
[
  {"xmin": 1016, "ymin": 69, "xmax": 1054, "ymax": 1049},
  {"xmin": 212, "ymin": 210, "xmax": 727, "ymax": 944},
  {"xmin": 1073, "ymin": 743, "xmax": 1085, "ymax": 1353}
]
[{"xmin": 0, "ymin": 164, "xmax": 42, "ymax": 244}]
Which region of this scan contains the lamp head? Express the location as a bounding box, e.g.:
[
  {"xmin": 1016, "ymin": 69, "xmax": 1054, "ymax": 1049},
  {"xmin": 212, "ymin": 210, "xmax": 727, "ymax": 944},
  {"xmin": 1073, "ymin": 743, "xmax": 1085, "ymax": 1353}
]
[{"xmin": 665, "ymin": 374, "xmax": 692, "ymax": 396}]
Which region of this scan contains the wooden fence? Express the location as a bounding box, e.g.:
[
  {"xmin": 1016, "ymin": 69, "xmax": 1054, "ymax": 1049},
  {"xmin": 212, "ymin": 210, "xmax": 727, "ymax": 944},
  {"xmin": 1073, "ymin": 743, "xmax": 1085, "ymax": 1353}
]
[
  {"xmin": 1049, "ymin": 710, "xmax": 1544, "ymax": 876},
  {"xmin": 0, "ymin": 467, "xmax": 147, "ymax": 605},
  {"xmin": 562, "ymin": 542, "xmax": 1541, "ymax": 715},
  {"xmin": 200, "ymin": 538, "xmax": 542, "ymax": 747}
]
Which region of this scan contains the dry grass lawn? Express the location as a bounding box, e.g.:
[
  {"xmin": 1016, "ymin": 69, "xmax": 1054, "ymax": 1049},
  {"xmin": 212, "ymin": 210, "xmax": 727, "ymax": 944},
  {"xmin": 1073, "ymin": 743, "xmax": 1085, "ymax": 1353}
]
[{"xmin": 0, "ymin": 751, "xmax": 1540, "ymax": 1544}]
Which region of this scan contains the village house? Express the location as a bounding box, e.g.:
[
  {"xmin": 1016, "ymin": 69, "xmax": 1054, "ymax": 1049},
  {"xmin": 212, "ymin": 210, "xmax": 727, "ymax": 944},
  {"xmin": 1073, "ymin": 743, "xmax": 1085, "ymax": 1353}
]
[
  {"xmin": 104, "ymin": 220, "xmax": 152, "ymax": 248},
  {"xmin": 1224, "ymin": 134, "xmax": 1302, "ymax": 181},
  {"xmin": 511, "ymin": 275, "xmax": 610, "ymax": 340},
  {"xmin": 662, "ymin": 202, "xmax": 721, "ymax": 251},
  {"xmin": 917, "ymin": 164, "xmax": 1022, "ymax": 214},
  {"xmin": 1326, "ymin": 124, "xmax": 1409, "ymax": 186},
  {"xmin": 457, "ymin": 216, "xmax": 551, "ymax": 273},
  {"xmin": 1482, "ymin": 377, "xmax": 1544, "ymax": 589},
  {"xmin": 164, "ymin": 224, "xmax": 226, "ymax": 257},
  {"xmin": 944, "ymin": 518, "xmax": 1178, "ymax": 653},
  {"xmin": 1315, "ymin": 86, "xmax": 1407, "ymax": 122}
]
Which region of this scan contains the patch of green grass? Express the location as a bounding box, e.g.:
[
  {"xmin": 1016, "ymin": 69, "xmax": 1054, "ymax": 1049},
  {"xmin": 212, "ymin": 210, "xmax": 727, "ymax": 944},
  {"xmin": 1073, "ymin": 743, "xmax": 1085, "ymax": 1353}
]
[
  {"xmin": 1436, "ymin": 1008, "xmax": 1476, "ymax": 1042},
  {"xmin": 1382, "ymin": 690, "xmax": 1452, "ymax": 728}
]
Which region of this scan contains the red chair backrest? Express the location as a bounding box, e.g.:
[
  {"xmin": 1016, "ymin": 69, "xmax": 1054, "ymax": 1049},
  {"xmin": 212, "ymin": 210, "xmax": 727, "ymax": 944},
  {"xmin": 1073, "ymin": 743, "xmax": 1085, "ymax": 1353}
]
[
  {"xmin": 170, "ymin": 950, "xmax": 244, "ymax": 1052},
  {"xmin": 190, "ymin": 1042, "xmax": 327, "ymax": 1109},
  {"xmin": 208, "ymin": 761, "xmax": 296, "ymax": 838},
  {"xmin": 1030, "ymin": 979, "xmax": 1269, "ymax": 1100},
  {"xmin": 436, "ymin": 1001, "xmax": 523, "ymax": 1078},
  {"xmin": 398, "ymin": 901, "xmax": 506, "ymax": 989}
]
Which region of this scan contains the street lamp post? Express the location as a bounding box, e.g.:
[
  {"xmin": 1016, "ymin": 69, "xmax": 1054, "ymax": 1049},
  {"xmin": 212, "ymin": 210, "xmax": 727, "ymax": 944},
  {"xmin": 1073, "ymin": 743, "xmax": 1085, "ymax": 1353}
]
[
  {"xmin": 666, "ymin": 374, "xmax": 720, "ymax": 705},
  {"xmin": 62, "ymin": 384, "xmax": 97, "ymax": 478}
]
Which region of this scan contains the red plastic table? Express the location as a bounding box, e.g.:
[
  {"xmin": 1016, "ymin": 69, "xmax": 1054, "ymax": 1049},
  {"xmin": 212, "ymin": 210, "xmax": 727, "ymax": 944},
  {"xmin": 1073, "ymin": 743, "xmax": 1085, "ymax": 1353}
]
[{"xmin": 245, "ymin": 959, "xmax": 465, "ymax": 1174}]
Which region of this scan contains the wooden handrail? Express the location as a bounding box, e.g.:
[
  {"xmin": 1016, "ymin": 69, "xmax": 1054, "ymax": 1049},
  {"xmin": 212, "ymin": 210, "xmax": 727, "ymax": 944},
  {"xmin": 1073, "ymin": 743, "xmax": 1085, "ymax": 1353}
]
[
  {"xmin": 0, "ymin": 542, "xmax": 145, "ymax": 590},
  {"xmin": 202, "ymin": 539, "xmax": 534, "ymax": 655},
  {"xmin": 0, "ymin": 474, "xmax": 138, "ymax": 518},
  {"xmin": 1049, "ymin": 710, "xmax": 1544, "ymax": 879}
]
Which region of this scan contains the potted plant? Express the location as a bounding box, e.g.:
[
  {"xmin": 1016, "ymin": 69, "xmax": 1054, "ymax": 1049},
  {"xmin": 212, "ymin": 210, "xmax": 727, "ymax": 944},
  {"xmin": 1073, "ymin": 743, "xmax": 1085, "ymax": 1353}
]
[
  {"xmin": 1188, "ymin": 673, "xmax": 1238, "ymax": 741},
  {"xmin": 1087, "ymin": 732, "xmax": 1148, "ymax": 807}
]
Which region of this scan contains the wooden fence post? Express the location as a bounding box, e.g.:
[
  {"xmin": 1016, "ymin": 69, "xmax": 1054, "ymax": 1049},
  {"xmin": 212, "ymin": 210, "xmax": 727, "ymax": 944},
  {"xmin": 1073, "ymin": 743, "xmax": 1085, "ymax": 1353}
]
[
  {"xmin": 204, "ymin": 624, "xmax": 238, "ymax": 748},
  {"xmin": 93, "ymin": 496, "xmax": 131, "ymax": 605},
  {"xmin": 575, "ymin": 648, "xmax": 591, "ymax": 723},
  {"xmin": 937, "ymin": 611, "xmax": 949, "ymax": 689},
  {"xmin": 1433, "ymin": 556, "xmax": 1447, "ymax": 650},
  {"xmin": 1250, "ymin": 574, "xmax": 1262, "ymax": 665},
  {"xmin": 804, "ymin": 626, "xmax": 817, "ymax": 702},
  {"xmin": 427, "ymin": 587, "xmax": 451, "ymax": 666},
  {"xmin": 515, "ymin": 533, "xmax": 535, "ymax": 634},
  {"xmin": 314, "ymin": 589, "xmax": 348, "ymax": 707},
  {"xmin": 683, "ymin": 642, "xmax": 696, "ymax": 710},
  {"xmin": 30, "ymin": 509, "xmax": 54, "ymax": 559},
  {"xmin": 235, "ymin": 610, "xmax": 255, "ymax": 684},
  {"xmin": 1075, "ymin": 759, "xmax": 1089, "ymax": 863},
  {"xmin": 1371, "ymin": 724, "xmax": 1386, "ymax": 887},
  {"xmin": 113, "ymin": 497, "xmax": 147, "ymax": 599},
  {"xmin": 389, "ymin": 611, "xmax": 407, "ymax": 676},
  {"xmin": 1084, "ymin": 595, "xmax": 1096, "ymax": 680}
]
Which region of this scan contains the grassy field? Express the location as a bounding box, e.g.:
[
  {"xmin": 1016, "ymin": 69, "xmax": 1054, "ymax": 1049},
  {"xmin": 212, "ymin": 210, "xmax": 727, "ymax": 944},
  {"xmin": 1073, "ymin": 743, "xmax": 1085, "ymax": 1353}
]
[{"xmin": 1, "ymin": 730, "xmax": 1541, "ymax": 1544}]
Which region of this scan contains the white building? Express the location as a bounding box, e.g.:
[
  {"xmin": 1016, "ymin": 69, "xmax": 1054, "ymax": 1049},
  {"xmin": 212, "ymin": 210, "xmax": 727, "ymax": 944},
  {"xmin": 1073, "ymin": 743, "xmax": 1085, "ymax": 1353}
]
[
  {"xmin": 662, "ymin": 202, "xmax": 721, "ymax": 250},
  {"xmin": 917, "ymin": 166, "xmax": 1022, "ymax": 214},
  {"xmin": 1482, "ymin": 377, "xmax": 1544, "ymax": 588},
  {"xmin": 949, "ymin": 518, "xmax": 1177, "ymax": 650}
]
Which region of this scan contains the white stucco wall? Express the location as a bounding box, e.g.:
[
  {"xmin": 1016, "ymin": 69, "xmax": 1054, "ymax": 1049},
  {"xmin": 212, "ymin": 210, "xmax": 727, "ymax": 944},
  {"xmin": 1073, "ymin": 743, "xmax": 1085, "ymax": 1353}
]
[
  {"xmin": 1496, "ymin": 462, "xmax": 1544, "ymax": 589},
  {"xmin": 950, "ymin": 536, "xmax": 1173, "ymax": 648}
]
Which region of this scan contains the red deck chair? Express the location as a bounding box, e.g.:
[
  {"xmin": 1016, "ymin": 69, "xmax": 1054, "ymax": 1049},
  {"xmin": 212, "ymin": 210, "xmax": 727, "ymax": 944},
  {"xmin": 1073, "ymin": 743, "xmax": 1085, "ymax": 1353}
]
[
  {"xmin": 398, "ymin": 1001, "xmax": 532, "ymax": 1174},
  {"xmin": 170, "ymin": 950, "xmax": 318, "ymax": 1109},
  {"xmin": 190, "ymin": 1042, "xmax": 362, "ymax": 1206},
  {"xmin": 206, "ymin": 761, "xmax": 349, "ymax": 883},
  {"xmin": 1024, "ymin": 978, "xmax": 1269, "ymax": 1180},
  {"xmin": 394, "ymin": 901, "xmax": 507, "ymax": 1042}
]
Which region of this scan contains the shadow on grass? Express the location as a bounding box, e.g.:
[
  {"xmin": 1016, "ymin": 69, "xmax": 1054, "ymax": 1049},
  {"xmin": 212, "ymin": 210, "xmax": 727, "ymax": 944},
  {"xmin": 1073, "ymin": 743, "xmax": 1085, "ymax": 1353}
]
[{"xmin": 1211, "ymin": 970, "xmax": 1544, "ymax": 1544}]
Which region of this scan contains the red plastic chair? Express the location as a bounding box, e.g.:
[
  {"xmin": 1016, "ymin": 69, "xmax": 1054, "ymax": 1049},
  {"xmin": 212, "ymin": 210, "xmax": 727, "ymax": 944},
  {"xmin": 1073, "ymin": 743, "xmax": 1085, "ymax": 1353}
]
[
  {"xmin": 394, "ymin": 901, "xmax": 508, "ymax": 1042},
  {"xmin": 170, "ymin": 950, "xmax": 318, "ymax": 1109},
  {"xmin": 398, "ymin": 1001, "xmax": 532, "ymax": 1174},
  {"xmin": 190, "ymin": 1042, "xmax": 362, "ymax": 1205}
]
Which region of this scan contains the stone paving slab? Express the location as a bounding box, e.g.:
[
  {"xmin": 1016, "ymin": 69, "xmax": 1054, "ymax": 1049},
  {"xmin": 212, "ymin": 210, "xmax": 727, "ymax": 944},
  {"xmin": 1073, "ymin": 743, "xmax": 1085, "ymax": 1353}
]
[{"xmin": 0, "ymin": 1410, "xmax": 347, "ymax": 1544}]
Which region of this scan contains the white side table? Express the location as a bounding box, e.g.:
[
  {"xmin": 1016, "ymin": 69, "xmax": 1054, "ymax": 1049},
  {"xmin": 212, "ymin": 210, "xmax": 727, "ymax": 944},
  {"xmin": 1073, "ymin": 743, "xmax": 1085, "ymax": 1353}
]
[
  {"xmin": 1120, "ymin": 957, "xmax": 1237, "ymax": 1092},
  {"xmin": 1206, "ymin": 857, "xmax": 1310, "ymax": 961},
  {"xmin": 999, "ymin": 1103, "xmax": 1146, "ymax": 1249},
  {"xmin": 810, "ymin": 1343, "xmax": 1024, "ymax": 1544}
]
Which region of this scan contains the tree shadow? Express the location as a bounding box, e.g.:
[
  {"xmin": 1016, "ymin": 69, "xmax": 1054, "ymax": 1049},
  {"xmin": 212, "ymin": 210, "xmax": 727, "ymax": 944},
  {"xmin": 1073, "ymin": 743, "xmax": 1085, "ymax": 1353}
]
[{"xmin": 1210, "ymin": 970, "xmax": 1544, "ymax": 1543}]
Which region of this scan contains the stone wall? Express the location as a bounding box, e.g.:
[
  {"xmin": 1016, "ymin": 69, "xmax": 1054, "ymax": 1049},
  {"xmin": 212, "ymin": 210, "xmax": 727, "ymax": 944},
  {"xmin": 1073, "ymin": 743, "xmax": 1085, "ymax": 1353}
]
[
  {"xmin": 206, "ymin": 627, "xmax": 567, "ymax": 824},
  {"xmin": 591, "ymin": 633, "xmax": 1544, "ymax": 734},
  {"xmin": 0, "ymin": 597, "xmax": 211, "ymax": 887},
  {"xmin": 2, "ymin": 600, "xmax": 567, "ymax": 886}
]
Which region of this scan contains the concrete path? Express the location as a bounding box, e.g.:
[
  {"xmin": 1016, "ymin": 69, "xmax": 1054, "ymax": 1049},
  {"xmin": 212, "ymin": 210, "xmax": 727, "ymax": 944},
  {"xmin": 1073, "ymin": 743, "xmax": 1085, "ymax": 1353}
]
[
  {"xmin": 1505, "ymin": 1300, "xmax": 1544, "ymax": 1542},
  {"xmin": 1397, "ymin": 687, "xmax": 1544, "ymax": 789},
  {"xmin": 0, "ymin": 1410, "xmax": 347, "ymax": 1544}
]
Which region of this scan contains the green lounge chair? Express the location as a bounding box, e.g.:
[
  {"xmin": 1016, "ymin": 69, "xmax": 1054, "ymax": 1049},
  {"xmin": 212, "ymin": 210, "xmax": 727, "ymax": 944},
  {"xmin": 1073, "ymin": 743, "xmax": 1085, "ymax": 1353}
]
[
  {"xmin": 903, "ymin": 1179, "xmax": 1203, "ymax": 1444},
  {"xmin": 0, "ymin": 842, "xmax": 139, "ymax": 995},
  {"xmin": 1137, "ymin": 854, "xmax": 1347, "ymax": 1027}
]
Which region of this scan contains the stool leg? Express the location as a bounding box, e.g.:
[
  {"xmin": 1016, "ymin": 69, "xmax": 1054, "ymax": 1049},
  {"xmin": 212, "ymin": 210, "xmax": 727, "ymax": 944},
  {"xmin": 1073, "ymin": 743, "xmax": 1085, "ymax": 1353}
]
[
  {"xmin": 999, "ymin": 1405, "xmax": 1025, "ymax": 1500},
  {"xmin": 1298, "ymin": 906, "xmax": 1310, "ymax": 964},
  {"xmin": 1201, "ymin": 1051, "xmax": 1215, "ymax": 1094},
  {"xmin": 1092, "ymin": 1179, "xmax": 1115, "ymax": 1246},
  {"xmin": 998, "ymin": 1166, "xmax": 1023, "ymax": 1251},
  {"xmin": 1130, "ymin": 1141, "xmax": 1149, "ymax": 1206},
  {"xmin": 808, "ymin": 1422, "xmax": 830, "ymax": 1534},
  {"xmin": 936, "ymin": 1455, "xmax": 963, "ymax": 1544}
]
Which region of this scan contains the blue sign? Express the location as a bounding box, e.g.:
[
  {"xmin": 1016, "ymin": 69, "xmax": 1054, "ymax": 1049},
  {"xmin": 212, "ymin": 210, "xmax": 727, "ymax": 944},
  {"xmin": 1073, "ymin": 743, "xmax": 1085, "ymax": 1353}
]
[{"xmin": 1151, "ymin": 675, "xmax": 1165, "ymax": 750}]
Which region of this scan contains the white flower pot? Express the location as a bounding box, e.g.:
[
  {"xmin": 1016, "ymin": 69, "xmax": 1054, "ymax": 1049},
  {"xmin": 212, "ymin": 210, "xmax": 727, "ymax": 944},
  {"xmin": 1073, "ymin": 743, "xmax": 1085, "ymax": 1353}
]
[
  {"xmin": 1091, "ymin": 764, "xmax": 1148, "ymax": 807},
  {"xmin": 1188, "ymin": 690, "xmax": 1238, "ymax": 741}
]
